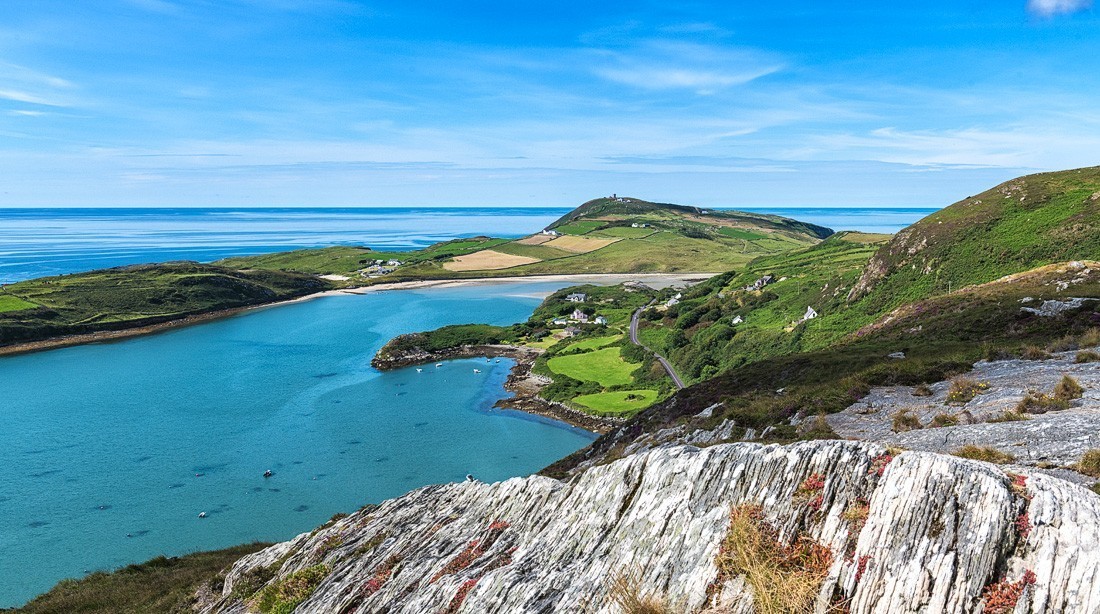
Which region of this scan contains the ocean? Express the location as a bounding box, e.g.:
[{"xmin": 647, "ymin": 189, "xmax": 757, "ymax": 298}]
[{"xmin": 0, "ymin": 206, "xmax": 937, "ymax": 284}]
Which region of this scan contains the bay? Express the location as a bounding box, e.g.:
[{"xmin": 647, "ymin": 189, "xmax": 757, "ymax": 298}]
[{"xmin": 0, "ymin": 282, "xmax": 596, "ymax": 607}]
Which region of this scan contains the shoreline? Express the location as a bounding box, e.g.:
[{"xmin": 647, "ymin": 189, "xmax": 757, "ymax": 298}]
[
  {"xmin": 0, "ymin": 272, "xmax": 711, "ymax": 358},
  {"xmin": 372, "ymin": 342, "xmax": 619, "ymax": 433}
]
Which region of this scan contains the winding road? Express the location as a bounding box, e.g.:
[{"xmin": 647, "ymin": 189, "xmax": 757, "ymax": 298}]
[{"xmin": 630, "ymin": 302, "xmax": 686, "ymax": 389}]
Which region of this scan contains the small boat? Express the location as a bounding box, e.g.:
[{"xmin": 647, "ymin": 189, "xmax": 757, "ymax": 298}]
[
  {"xmin": 473, "ymin": 369, "xmax": 481, "ymax": 373},
  {"xmin": 436, "ymin": 363, "xmax": 443, "ymax": 367},
  {"xmin": 263, "ymin": 470, "xmax": 273, "ymax": 478},
  {"xmin": 495, "ymin": 359, "xmax": 500, "ymax": 363},
  {"xmin": 198, "ymin": 512, "xmax": 207, "ymax": 518},
  {"xmin": 416, "ymin": 368, "xmax": 423, "ymax": 373}
]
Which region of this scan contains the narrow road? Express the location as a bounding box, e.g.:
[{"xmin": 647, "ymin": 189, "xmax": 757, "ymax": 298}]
[{"xmin": 630, "ymin": 302, "xmax": 686, "ymax": 389}]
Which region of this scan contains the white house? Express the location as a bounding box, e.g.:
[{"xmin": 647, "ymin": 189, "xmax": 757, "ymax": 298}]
[
  {"xmin": 594, "ymin": 315, "xmax": 608, "ymax": 325},
  {"xmin": 541, "ymin": 229, "xmax": 561, "ymax": 236},
  {"xmin": 731, "ymin": 315, "xmax": 743, "ymax": 325},
  {"xmin": 665, "ymin": 297, "xmax": 680, "ymax": 307},
  {"xmin": 563, "ymin": 326, "xmax": 581, "ymax": 338},
  {"xmin": 552, "ymin": 317, "xmax": 568, "ymax": 325},
  {"xmin": 571, "ymin": 308, "xmax": 589, "ymax": 323},
  {"xmin": 565, "ymin": 292, "xmax": 587, "ymax": 303},
  {"xmin": 802, "ymin": 306, "xmax": 818, "ymax": 321}
]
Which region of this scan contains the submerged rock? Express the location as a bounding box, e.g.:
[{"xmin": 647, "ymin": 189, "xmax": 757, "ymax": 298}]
[{"xmin": 201, "ymin": 440, "xmax": 1100, "ymax": 613}]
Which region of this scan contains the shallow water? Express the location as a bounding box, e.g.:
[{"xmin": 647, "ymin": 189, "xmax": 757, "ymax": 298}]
[{"xmin": 0, "ymin": 282, "xmax": 597, "ymax": 606}]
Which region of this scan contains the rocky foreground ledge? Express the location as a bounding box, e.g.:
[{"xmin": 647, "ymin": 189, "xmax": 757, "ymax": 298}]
[{"xmin": 199, "ymin": 441, "xmax": 1100, "ymax": 613}]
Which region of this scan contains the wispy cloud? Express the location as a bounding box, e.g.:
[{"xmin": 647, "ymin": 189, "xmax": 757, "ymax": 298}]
[
  {"xmin": 590, "ymin": 41, "xmax": 782, "ymax": 94},
  {"xmin": 1027, "ymin": 0, "xmax": 1092, "ymax": 17},
  {"xmin": 0, "ymin": 89, "xmax": 66, "ymax": 106}
]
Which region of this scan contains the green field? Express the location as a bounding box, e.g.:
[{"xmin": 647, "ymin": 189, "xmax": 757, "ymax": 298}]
[
  {"xmin": 718, "ymin": 227, "xmax": 767, "ymax": 240},
  {"xmin": 0, "ymin": 294, "xmax": 37, "ymax": 313},
  {"xmin": 573, "ymin": 389, "xmax": 660, "ymax": 414},
  {"xmin": 592, "ymin": 226, "xmax": 657, "ymax": 239},
  {"xmin": 546, "ymin": 346, "xmax": 639, "ymax": 387},
  {"xmin": 555, "ymin": 220, "xmax": 606, "ymax": 235},
  {"xmin": 566, "ymin": 334, "xmax": 622, "ymax": 351},
  {"xmin": 0, "ymin": 263, "xmax": 327, "ymax": 345}
]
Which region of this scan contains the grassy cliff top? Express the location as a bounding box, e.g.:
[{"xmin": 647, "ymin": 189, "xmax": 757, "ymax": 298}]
[
  {"xmin": 547, "ymin": 196, "xmax": 834, "ymax": 241},
  {"xmin": 850, "ymin": 165, "xmax": 1100, "ymax": 306}
]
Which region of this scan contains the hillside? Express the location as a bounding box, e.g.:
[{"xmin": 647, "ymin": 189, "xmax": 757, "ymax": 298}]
[
  {"xmin": 0, "ymin": 262, "xmax": 329, "ymax": 346},
  {"xmin": 849, "ymin": 166, "xmax": 1100, "ymax": 307},
  {"xmin": 219, "ymin": 197, "xmax": 833, "ymax": 281},
  {"xmin": 549, "ymin": 195, "xmax": 833, "ymax": 241}
]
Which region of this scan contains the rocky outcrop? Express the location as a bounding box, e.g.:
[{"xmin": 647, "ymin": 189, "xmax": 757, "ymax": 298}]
[
  {"xmin": 371, "ymin": 341, "xmax": 542, "ymax": 371},
  {"xmin": 828, "ymin": 349, "xmax": 1100, "ymax": 482},
  {"xmin": 201, "ymin": 441, "xmax": 1100, "ymax": 613}
]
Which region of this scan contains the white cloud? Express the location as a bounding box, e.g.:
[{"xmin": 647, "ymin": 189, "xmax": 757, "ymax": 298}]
[
  {"xmin": 0, "ymin": 89, "xmax": 65, "ymax": 106},
  {"xmin": 589, "ymin": 41, "xmax": 782, "ymax": 94},
  {"xmin": 1027, "ymin": 0, "xmax": 1092, "ymax": 17}
]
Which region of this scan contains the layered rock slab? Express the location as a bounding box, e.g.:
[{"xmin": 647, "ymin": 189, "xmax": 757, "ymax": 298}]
[{"xmin": 202, "ymin": 441, "xmax": 1100, "ymax": 613}]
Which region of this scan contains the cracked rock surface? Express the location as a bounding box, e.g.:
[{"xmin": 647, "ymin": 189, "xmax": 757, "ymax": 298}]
[{"xmin": 201, "ymin": 440, "xmax": 1100, "ymax": 613}]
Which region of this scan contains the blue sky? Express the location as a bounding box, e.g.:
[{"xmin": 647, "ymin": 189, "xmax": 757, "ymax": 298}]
[{"xmin": 0, "ymin": 0, "xmax": 1097, "ymax": 207}]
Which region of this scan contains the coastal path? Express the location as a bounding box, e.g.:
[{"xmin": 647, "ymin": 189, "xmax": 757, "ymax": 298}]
[{"xmin": 630, "ymin": 302, "xmax": 686, "ymax": 389}]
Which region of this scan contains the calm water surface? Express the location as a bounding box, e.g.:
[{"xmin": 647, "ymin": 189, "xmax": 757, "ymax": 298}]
[
  {"xmin": 0, "ymin": 207, "xmax": 937, "ymax": 283},
  {"xmin": 0, "ymin": 282, "xmax": 596, "ymax": 606}
]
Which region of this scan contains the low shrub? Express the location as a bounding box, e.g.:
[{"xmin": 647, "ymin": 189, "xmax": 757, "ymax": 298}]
[
  {"xmin": 911, "ymin": 383, "xmax": 933, "ymax": 397},
  {"xmin": 891, "ymin": 410, "xmax": 922, "ymax": 432},
  {"xmin": 1016, "ymin": 392, "xmax": 1069, "ymax": 414},
  {"xmin": 1075, "ymin": 350, "xmax": 1100, "ymax": 363},
  {"xmin": 946, "ymin": 377, "xmax": 989, "ymax": 404},
  {"xmin": 253, "ymin": 564, "xmax": 330, "ymax": 614},
  {"xmin": 952, "ymin": 445, "xmax": 1016, "ymax": 464},
  {"xmin": 1019, "ymin": 345, "xmax": 1053, "ymax": 360},
  {"xmin": 982, "ymin": 570, "xmax": 1036, "ymax": 614},
  {"xmin": 929, "ymin": 413, "xmax": 958, "ymax": 428},
  {"xmin": 988, "ymin": 411, "xmax": 1031, "ymax": 423},
  {"xmin": 1077, "ymin": 449, "xmax": 1100, "ymax": 478},
  {"xmin": 1079, "ymin": 327, "xmax": 1100, "ymax": 349},
  {"xmin": 1053, "ymin": 374, "xmax": 1084, "ymax": 402},
  {"xmin": 712, "ymin": 505, "xmax": 832, "ymax": 614}
]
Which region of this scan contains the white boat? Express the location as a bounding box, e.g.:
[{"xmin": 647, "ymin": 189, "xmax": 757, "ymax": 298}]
[
  {"xmin": 435, "ymin": 363, "xmax": 443, "ymax": 367},
  {"xmin": 416, "ymin": 368, "xmax": 423, "ymax": 372},
  {"xmin": 473, "ymin": 369, "xmax": 481, "ymax": 373}
]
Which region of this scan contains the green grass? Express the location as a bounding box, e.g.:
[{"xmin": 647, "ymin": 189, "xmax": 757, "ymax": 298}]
[
  {"xmin": 0, "ymin": 294, "xmax": 37, "ymax": 313},
  {"xmin": 566, "ymin": 334, "xmax": 622, "ymax": 351},
  {"xmin": 717, "ymin": 227, "xmax": 767, "ymax": 240},
  {"xmin": 547, "ymin": 346, "xmax": 640, "ymax": 387},
  {"xmin": 0, "ymin": 263, "xmax": 328, "ymax": 346},
  {"xmin": 592, "ymin": 226, "xmax": 657, "ymax": 239},
  {"xmin": 555, "ymin": 220, "xmax": 606, "ymax": 235},
  {"xmin": 17, "ymin": 542, "xmax": 270, "ymax": 613},
  {"xmin": 574, "ymin": 389, "xmax": 660, "ymax": 414}
]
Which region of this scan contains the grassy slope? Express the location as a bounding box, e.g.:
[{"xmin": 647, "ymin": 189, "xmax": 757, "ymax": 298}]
[
  {"xmin": 220, "ymin": 198, "xmax": 831, "ymax": 280},
  {"xmin": 641, "ymin": 232, "xmax": 889, "ymax": 382},
  {"xmin": 0, "ymin": 262, "xmax": 329, "ymax": 345},
  {"xmin": 850, "ymin": 166, "xmax": 1100, "ymax": 310},
  {"xmin": 14, "ymin": 543, "xmax": 269, "ymax": 614},
  {"xmin": 546, "ymin": 346, "xmax": 639, "ymax": 387}
]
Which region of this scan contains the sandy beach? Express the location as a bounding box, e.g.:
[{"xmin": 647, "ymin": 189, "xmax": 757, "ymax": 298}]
[{"xmin": 0, "ymin": 272, "xmax": 713, "ymax": 357}]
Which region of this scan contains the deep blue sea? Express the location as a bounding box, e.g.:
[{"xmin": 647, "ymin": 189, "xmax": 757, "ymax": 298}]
[
  {"xmin": 0, "ymin": 207, "xmax": 937, "ymax": 284},
  {"xmin": 0, "ymin": 205, "xmax": 937, "ymax": 606}
]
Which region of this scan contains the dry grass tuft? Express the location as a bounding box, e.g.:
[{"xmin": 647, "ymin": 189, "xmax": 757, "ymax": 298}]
[
  {"xmin": 1078, "ymin": 449, "xmax": 1100, "ymax": 478},
  {"xmin": 929, "ymin": 413, "xmax": 958, "ymax": 428},
  {"xmin": 946, "ymin": 377, "xmax": 989, "ymax": 404},
  {"xmin": 1019, "ymin": 345, "xmax": 1053, "ymax": 361},
  {"xmin": 1016, "ymin": 392, "xmax": 1069, "ymax": 414},
  {"xmin": 891, "ymin": 410, "xmax": 922, "ymax": 432},
  {"xmin": 608, "ymin": 569, "xmax": 673, "ymax": 614},
  {"xmin": 988, "ymin": 410, "xmax": 1031, "ymax": 423},
  {"xmin": 1053, "ymin": 374, "xmax": 1084, "ymax": 402},
  {"xmin": 1075, "ymin": 350, "xmax": 1100, "ymax": 363},
  {"xmin": 911, "ymin": 383, "xmax": 934, "ymax": 397},
  {"xmin": 712, "ymin": 505, "xmax": 832, "ymax": 614},
  {"xmin": 953, "ymin": 445, "xmax": 1016, "ymax": 464},
  {"xmin": 1079, "ymin": 327, "xmax": 1100, "ymax": 349}
]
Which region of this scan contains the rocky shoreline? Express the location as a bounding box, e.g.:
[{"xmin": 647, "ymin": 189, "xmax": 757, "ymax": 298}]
[{"xmin": 371, "ymin": 342, "xmax": 619, "ymax": 433}]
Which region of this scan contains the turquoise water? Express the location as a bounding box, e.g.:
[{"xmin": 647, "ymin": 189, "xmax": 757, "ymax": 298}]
[{"xmin": 0, "ymin": 282, "xmax": 597, "ymax": 607}]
